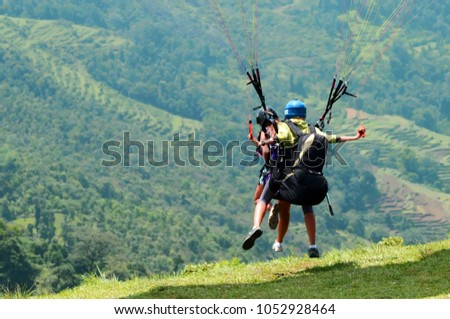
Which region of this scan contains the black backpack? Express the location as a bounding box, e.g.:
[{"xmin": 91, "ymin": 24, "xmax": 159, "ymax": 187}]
[
  {"xmin": 280, "ymin": 120, "xmax": 328, "ymax": 173},
  {"xmin": 270, "ymin": 121, "xmax": 329, "ymax": 206}
]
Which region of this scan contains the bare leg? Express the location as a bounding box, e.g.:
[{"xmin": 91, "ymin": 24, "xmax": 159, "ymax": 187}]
[
  {"xmin": 253, "ymin": 201, "xmax": 267, "ymax": 228},
  {"xmin": 303, "ymin": 211, "xmax": 316, "ymax": 246},
  {"xmin": 303, "ymin": 206, "xmax": 320, "ymax": 258},
  {"xmin": 253, "ymin": 184, "xmax": 263, "ymax": 204},
  {"xmin": 254, "ymin": 183, "xmax": 272, "ymax": 212},
  {"xmin": 243, "ymin": 181, "xmax": 276, "ymax": 250},
  {"xmin": 276, "ymin": 200, "xmax": 291, "ymax": 243}
]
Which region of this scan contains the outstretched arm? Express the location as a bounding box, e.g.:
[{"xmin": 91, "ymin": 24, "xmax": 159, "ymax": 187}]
[
  {"xmin": 336, "ymin": 133, "xmax": 362, "ymax": 142},
  {"xmin": 336, "ymin": 124, "xmax": 366, "ymax": 142}
]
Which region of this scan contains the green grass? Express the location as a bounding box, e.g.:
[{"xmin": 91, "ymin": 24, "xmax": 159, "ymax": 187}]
[{"xmin": 36, "ymin": 237, "xmax": 449, "ymax": 299}]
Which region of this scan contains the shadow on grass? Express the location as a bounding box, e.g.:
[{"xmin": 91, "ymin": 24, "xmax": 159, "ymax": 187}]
[{"xmin": 127, "ymin": 249, "xmax": 450, "ymax": 299}]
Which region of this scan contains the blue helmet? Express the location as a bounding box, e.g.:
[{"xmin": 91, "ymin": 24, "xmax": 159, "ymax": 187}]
[{"xmin": 284, "ymin": 99, "xmax": 306, "ymax": 119}]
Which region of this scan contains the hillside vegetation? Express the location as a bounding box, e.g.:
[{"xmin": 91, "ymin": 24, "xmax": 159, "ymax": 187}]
[
  {"xmin": 29, "ymin": 237, "xmax": 449, "ymax": 299},
  {"xmin": 0, "ymin": 1, "xmax": 448, "ymax": 296}
]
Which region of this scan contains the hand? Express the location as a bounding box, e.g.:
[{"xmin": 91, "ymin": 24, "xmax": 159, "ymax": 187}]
[
  {"xmin": 266, "ymin": 125, "xmax": 275, "ymax": 137},
  {"xmin": 357, "ymin": 123, "xmax": 366, "ymax": 138},
  {"xmin": 248, "ymin": 133, "xmax": 259, "ymax": 147}
]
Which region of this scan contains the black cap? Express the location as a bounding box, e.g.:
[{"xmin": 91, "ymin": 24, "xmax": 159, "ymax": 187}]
[{"xmin": 268, "ymin": 107, "xmax": 279, "ymax": 120}]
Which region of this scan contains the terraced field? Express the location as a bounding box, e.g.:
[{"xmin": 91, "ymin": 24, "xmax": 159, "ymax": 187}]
[{"xmin": 344, "ymin": 108, "xmax": 450, "ymax": 238}]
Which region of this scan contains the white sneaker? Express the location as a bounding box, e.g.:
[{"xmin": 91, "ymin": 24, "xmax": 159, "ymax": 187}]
[
  {"xmin": 268, "ymin": 203, "xmax": 279, "ymax": 230},
  {"xmin": 272, "ymin": 241, "xmax": 283, "ymax": 252}
]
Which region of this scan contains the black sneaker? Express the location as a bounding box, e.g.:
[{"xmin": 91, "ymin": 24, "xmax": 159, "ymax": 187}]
[
  {"xmin": 242, "ymin": 227, "xmax": 263, "ymax": 250},
  {"xmin": 308, "ymin": 247, "xmax": 320, "ymax": 258}
]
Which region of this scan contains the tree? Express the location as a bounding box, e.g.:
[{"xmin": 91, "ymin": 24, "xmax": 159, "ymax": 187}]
[
  {"xmin": 38, "ymin": 210, "xmax": 56, "ymax": 242},
  {"xmin": 1, "ymin": 200, "xmax": 13, "ymax": 221},
  {"xmin": 0, "ymin": 220, "xmax": 38, "ymax": 290},
  {"xmin": 69, "ymin": 228, "xmax": 118, "ymax": 275}
]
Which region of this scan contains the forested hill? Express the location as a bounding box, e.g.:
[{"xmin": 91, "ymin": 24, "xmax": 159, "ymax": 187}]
[{"xmin": 0, "ymin": 1, "xmax": 448, "ymax": 296}]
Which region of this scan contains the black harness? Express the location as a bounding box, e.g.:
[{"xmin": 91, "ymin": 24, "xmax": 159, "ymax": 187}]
[{"xmin": 268, "ymin": 120, "xmax": 330, "ymax": 207}]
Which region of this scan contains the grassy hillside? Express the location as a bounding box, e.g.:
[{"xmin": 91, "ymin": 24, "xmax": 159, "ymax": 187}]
[{"xmin": 28, "ymin": 237, "xmax": 449, "ymax": 299}]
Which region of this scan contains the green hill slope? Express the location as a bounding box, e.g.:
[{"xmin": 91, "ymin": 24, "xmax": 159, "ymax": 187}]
[
  {"xmin": 35, "ymin": 237, "xmax": 449, "ymax": 299},
  {"xmin": 0, "ymin": 15, "xmax": 200, "ymax": 129},
  {"xmin": 0, "ymin": 1, "xmax": 448, "ymax": 296},
  {"xmin": 331, "ymin": 109, "xmax": 450, "ymax": 241}
]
